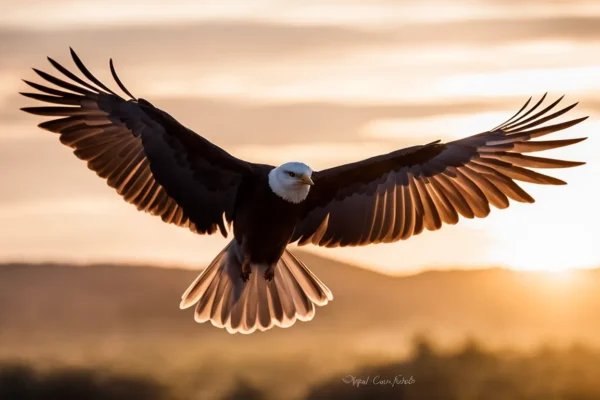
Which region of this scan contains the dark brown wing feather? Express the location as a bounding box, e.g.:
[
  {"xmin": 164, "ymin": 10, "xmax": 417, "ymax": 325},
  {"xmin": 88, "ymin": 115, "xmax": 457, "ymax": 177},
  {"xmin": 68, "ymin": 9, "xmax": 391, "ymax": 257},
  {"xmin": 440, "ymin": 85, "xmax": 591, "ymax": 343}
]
[
  {"xmin": 21, "ymin": 48, "xmax": 255, "ymax": 236},
  {"xmin": 293, "ymin": 95, "xmax": 588, "ymax": 247}
]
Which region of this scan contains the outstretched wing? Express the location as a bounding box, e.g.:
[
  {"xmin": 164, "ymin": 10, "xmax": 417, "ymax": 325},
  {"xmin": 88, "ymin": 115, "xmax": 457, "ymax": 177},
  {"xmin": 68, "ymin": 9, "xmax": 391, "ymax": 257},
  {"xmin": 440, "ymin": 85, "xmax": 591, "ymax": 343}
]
[
  {"xmin": 293, "ymin": 95, "xmax": 588, "ymax": 247},
  {"xmin": 21, "ymin": 48, "xmax": 256, "ymax": 237}
]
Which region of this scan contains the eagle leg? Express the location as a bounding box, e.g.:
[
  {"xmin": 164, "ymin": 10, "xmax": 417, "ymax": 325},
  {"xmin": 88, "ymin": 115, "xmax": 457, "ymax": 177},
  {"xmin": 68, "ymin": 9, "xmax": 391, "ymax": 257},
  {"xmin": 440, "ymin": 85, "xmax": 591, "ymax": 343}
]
[
  {"xmin": 241, "ymin": 260, "xmax": 251, "ymax": 282},
  {"xmin": 264, "ymin": 264, "xmax": 275, "ymax": 281},
  {"xmin": 240, "ymin": 238, "xmax": 252, "ymax": 282}
]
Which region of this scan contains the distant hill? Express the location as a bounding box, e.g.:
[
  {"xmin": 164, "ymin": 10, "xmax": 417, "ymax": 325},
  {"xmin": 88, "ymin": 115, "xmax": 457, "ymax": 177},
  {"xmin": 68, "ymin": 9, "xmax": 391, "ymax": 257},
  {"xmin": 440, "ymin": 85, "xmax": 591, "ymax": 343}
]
[{"xmin": 2, "ymin": 253, "xmax": 600, "ymax": 348}]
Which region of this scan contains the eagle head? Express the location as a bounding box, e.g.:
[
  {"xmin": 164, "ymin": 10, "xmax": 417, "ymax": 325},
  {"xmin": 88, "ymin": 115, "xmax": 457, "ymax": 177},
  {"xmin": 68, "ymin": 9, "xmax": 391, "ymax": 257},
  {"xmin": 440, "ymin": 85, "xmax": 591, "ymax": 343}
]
[{"xmin": 268, "ymin": 162, "xmax": 314, "ymax": 203}]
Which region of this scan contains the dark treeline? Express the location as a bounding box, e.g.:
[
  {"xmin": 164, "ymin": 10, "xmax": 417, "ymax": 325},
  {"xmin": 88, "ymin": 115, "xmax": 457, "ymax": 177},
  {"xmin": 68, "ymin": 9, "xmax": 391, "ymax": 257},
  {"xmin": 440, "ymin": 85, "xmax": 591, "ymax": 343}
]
[
  {"xmin": 2, "ymin": 338, "xmax": 600, "ymax": 400},
  {"xmin": 0, "ymin": 364, "xmax": 168, "ymax": 400}
]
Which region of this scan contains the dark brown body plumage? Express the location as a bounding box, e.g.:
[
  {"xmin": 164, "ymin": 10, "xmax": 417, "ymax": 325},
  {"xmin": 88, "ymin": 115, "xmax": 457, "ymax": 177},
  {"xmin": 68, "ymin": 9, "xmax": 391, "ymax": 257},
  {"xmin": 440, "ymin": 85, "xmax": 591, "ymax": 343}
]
[{"xmin": 233, "ymin": 172, "xmax": 303, "ymax": 265}]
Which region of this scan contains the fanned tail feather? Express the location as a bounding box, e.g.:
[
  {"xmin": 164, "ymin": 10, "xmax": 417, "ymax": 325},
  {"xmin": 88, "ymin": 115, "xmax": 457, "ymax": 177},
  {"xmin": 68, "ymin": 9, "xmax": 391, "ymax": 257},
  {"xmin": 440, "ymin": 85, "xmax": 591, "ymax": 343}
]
[{"xmin": 180, "ymin": 241, "xmax": 333, "ymax": 334}]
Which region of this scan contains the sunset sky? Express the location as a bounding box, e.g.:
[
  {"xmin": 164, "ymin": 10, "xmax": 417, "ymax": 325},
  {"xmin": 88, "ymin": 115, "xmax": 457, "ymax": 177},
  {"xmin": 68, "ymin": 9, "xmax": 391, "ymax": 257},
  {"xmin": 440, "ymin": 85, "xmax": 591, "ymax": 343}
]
[{"xmin": 1, "ymin": 0, "xmax": 599, "ymax": 274}]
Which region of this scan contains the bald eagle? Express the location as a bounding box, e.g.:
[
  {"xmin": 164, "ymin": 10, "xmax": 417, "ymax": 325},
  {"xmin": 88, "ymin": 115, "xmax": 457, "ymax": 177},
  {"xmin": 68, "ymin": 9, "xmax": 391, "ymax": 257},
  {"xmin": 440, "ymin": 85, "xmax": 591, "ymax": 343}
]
[{"xmin": 21, "ymin": 49, "xmax": 588, "ymax": 334}]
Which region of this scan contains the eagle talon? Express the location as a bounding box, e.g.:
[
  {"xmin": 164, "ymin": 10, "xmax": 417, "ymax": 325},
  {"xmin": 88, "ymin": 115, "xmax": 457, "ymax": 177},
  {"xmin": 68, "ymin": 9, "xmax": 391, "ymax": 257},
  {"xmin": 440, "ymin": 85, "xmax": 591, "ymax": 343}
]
[
  {"xmin": 241, "ymin": 262, "xmax": 251, "ymax": 282},
  {"xmin": 264, "ymin": 266, "xmax": 274, "ymax": 281}
]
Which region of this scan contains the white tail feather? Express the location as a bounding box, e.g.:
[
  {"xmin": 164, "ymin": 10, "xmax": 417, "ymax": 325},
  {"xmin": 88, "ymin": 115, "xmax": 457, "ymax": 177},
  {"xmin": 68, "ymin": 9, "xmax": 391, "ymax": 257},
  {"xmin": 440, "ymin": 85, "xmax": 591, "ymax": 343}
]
[{"xmin": 180, "ymin": 241, "xmax": 333, "ymax": 334}]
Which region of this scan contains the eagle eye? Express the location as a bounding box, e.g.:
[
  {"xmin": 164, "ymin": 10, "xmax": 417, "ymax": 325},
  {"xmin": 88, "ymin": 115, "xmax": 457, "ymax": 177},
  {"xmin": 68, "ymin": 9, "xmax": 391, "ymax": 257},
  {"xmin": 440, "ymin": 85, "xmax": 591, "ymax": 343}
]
[{"xmin": 287, "ymin": 172, "xmax": 296, "ymax": 178}]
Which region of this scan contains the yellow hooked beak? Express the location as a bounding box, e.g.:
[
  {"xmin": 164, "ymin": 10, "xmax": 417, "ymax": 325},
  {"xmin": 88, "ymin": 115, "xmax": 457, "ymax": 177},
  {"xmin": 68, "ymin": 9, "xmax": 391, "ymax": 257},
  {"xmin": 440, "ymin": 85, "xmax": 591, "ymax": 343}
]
[{"xmin": 299, "ymin": 174, "xmax": 314, "ymax": 186}]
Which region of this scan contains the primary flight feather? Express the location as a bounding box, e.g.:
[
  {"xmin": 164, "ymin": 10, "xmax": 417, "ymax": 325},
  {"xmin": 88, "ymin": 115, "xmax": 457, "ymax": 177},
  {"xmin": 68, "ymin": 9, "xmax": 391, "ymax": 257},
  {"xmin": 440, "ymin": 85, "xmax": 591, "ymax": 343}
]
[{"xmin": 21, "ymin": 49, "xmax": 588, "ymax": 334}]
